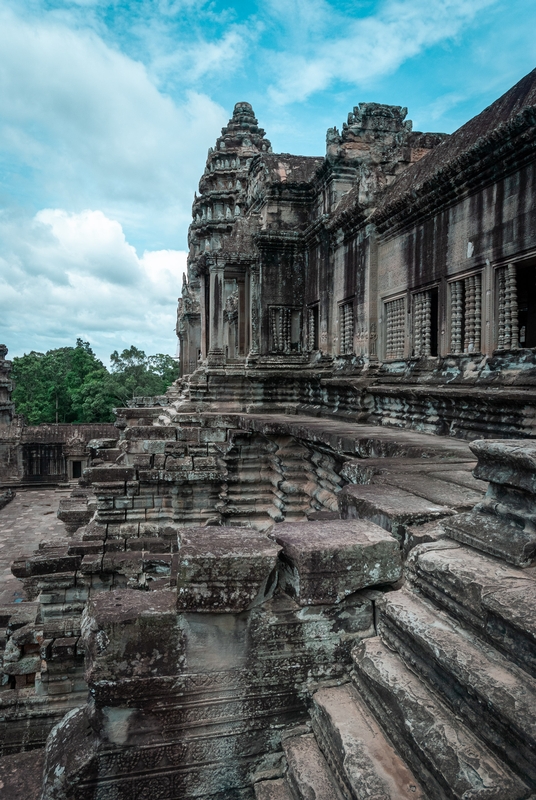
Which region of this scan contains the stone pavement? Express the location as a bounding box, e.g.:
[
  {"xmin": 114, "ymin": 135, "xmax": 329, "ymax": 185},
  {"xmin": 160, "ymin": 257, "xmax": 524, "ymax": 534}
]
[{"xmin": 0, "ymin": 488, "xmax": 70, "ymax": 603}]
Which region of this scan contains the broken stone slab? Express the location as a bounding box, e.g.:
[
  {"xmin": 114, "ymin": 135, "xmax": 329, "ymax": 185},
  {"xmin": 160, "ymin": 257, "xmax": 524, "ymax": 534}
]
[
  {"xmin": 339, "ymin": 484, "xmax": 453, "ymax": 542},
  {"xmin": 406, "ymin": 539, "xmax": 536, "ymax": 677},
  {"xmin": 376, "ymin": 590, "xmax": 536, "ymax": 787},
  {"xmin": 352, "ymin": 637, "xmax": 530, "ymax": 800},
  {"xmin": 176, "ymin": 527, "xmax": 281, "ymax": 612},
  {"xmin": 271, "ymin": 519, "xmax": 401, "ymax": 605},
  {"xmin": 442, "ymin": 510, "xmax": 536, "ymax": 567},
  {"xmin": 282, "ymin": 733, "xmax": 345, "ymax": 800},
  {"xmin": 311, "ymin": 683, "xmax": 425, "ymax": 799}
]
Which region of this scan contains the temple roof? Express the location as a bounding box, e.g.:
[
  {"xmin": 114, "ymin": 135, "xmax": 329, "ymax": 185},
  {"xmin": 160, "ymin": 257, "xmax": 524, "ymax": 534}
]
[{"xmin": 376, "ymin": 68, "xmax": 536, "ymax": 215}]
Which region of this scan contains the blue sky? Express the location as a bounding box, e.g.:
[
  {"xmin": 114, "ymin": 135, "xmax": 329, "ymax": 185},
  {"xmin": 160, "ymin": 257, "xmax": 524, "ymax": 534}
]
[{"xmin": 1, "ymin": 0, "xmax": 535, "ymax": 363}]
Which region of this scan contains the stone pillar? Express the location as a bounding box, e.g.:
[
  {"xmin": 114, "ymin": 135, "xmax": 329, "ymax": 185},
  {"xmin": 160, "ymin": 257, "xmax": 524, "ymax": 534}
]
[
  {"xmin": 247, "ymin": 264, "xmax": 260, "ymax": 361},
  {"xmin": 207, "ymin": 263, "xmax": 225, "ymax": 365}
]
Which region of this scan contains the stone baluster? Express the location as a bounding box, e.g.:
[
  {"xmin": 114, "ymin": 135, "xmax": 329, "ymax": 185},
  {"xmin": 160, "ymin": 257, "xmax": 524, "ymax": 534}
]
[
  {"xmin": 307, "ymin": 308, "xmax": 316, "ymax": 351},
  {"xmin": 283, "ymin": 307, "xmax": 291, "ymax": 353},
  {"xmin": 424, "ymin": 291, "xmax": 432, "ymax": 356},
  {"xmin": 464, "ymin": 275, "xmax": 475, "ymax": 352},
  {"xmin": 508, "ymin": 264, "xmax": 519, "ymax": 349},
  {"xmin": 385, "ymin": 298, "xmax": 405, "ymax": 361},
  {"xmin": 497, "ymin": 267, "xmax": 506, "ymax": 349},
  {"xmin": 504, "ymin": 266, "xmax": 512, "ymax": 348},
  {"xmin": 450, "ymin": 280, "xmax": 463, "ymax": 354},
  {"xmin": 474, "ymin": 272, "xmax": 482, "ymax": 352}
]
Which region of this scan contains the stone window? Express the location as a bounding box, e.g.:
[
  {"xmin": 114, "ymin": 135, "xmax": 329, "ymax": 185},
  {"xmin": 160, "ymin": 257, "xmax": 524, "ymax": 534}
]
[
  {"xmin": 339, "ymin": 301, "xmax": 353, "ymax": 355},
  {"xmin": 449, "ymin": 273, "xmax": 482, "ymax": 354},
  {"xmin": 384, "ymin": 297, "xmax": 405, "ymax": 360},
  {"xmin": 307, "ymin": 305, "xmax": 319, "ymax": 351},
  {"xmin": 269, "ymin": 307, "xmax": 302, "ymax": 353},
  {"xmin": 496, "ymin": 262, "xmax": 536, "ymax": 350},
  {"xmin": 412, "ymin": 288, "xmax": 438, "ymax": 357},
  {"xmin": 497, "ymin": 264, "xmax": 519, "ymax": 350}
]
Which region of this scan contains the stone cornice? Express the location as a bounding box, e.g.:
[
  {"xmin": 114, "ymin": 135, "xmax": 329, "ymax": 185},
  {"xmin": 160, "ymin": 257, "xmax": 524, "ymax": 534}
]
[{"xmin": 373, "ymin": 107, "xmax": 536, "ymax": 237}]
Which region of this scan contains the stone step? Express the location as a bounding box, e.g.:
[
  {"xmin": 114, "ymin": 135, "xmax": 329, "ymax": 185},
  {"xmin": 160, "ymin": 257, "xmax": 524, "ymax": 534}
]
[
  {"xmin": 283, "ymin": 733, "xmax": 346, "ymax": 800},
  {"xmin": 352, "ymin": 637, "xmax": 531, "ymax": 800},
  {"xmin": 406, "ymin": 540, "xmax": 536, "ymax": 678},
  {"xmin": 339, "ymin": 484, "xmax": 453, "ymax": 543},
  {"xmin": 310, "ymin": 683, "xmax": 425, "ymax": 799},
  {"xmin": 376, "ymin": 471, "xmax": 483, "ymax": 511},
  {"xmin": 376, "ymin": 590, "xmax": 536, "ymax": 788},
  {"xmin": 441, "ymin": 510, "xmax": 536, "ymax": 567},
  {"xmin": 254, "ymin": 778, "xmax": 294, "ymax": 800}
]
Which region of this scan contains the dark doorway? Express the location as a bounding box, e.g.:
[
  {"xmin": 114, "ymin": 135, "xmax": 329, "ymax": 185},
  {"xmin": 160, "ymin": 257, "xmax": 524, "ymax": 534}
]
[
  {"xmin": 72, "ymin": 461, "xmax": 82, "ymax": 479},
  {"xmin": 22, "ymin": 444, "xmax": 65, "ymax": 481}
]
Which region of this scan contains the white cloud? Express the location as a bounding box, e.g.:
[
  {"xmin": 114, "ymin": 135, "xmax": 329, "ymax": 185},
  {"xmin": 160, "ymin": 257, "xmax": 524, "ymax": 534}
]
[
  {"xmin": 0, "ymin": 209, "xmax": 186, "ymax": 362},
  {"xmin": 266, "ymin": 0, "xmax": 498, "ymax": 103},
  {"xmin": 0, "ymin": 4, "xmax": 227, "ymax": 242}
]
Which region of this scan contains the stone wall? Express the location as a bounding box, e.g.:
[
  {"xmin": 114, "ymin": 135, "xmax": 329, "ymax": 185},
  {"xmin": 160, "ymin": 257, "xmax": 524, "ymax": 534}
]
[{"xmin": 176, "ymin": 71, "xmax": 536, "ymax": 440}]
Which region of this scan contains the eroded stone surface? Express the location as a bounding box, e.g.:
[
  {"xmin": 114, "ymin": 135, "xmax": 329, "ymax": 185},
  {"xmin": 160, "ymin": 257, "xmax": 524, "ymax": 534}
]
[
  {"xmin": 311, "ymin": 684, "xmax": 425, "ymax": 799},
  {"xmin": 272, "ymin": 519, "xmax": 401, "ymax": 605},
  {"xmin": 176, "ymin": 527, "xmax": 281, "ymax": 611}
]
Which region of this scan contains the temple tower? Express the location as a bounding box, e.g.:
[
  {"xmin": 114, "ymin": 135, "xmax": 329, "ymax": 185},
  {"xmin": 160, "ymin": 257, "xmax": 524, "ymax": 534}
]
[{"xmin": 178, "ymin": 103, "xmax": 272, "ymax": 373}]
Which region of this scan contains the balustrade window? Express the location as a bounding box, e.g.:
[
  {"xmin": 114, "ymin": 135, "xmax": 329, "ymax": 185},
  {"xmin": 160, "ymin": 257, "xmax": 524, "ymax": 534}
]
[
  {"xmin": 339, "ymin": 302, "xmax": 353, "ymax": 355},
  {"xmin": 384, "ymin": 297, "xmax": 405, "ymax": 360},
  {"xmin": 450, "ymin": 273, "xmax": 482, "ymax": 354},
  {"xmin": 307, "ymin": 305, "xmax": 319, "ymax": 351},
  {"xmin": 412, "ymin": 288, "xmax": 438, "ymax": 357},
  {"xmin": 270, "ymin": 307, "xmax": 302, "ymax": 353},
  {"xmin": 497, "ymin": 265, "xmax": 519, "ymax": 350}
]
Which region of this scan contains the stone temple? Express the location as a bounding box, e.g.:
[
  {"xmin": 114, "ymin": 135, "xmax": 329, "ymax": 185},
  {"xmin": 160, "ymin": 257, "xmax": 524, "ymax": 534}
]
[{"xmin": 0, "ymin": 70, "xmax": 535, "ymax": 800}]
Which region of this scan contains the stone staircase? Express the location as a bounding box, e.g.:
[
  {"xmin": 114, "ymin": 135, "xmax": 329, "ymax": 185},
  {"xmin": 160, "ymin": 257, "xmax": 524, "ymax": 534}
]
[{"xmin": 255, "ymin": 440, "xmax": 536, "ymax": 800}]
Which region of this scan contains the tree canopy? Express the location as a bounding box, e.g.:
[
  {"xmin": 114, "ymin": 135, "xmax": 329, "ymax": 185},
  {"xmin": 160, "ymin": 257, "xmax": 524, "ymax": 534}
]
[{"xmin": 11, "ymin": 340, "xmax": 179, "ymax": 424}]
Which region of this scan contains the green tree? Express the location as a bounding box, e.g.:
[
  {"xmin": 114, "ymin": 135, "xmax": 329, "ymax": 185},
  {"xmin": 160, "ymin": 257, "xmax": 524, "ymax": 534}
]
[
  {"xmin": 12, "ymin": 340, "xmax": 109, "ymax": 424},
  {"xmin": 107, "ymin": 346, "xmax": 178, "ymax": 405},
  {"xmin": 11, "ymin": 342, "xmax": 179, "ymax": 424}
]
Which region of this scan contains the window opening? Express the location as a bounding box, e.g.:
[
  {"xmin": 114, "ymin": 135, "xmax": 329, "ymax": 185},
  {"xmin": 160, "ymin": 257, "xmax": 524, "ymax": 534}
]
[{"xmin": 385, "ymin": 298, "xmax": 405, "ymax": 360}]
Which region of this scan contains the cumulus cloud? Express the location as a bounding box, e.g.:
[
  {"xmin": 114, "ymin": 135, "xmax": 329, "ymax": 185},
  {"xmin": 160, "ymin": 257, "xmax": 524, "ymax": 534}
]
[
  {"xmin": 266, "ymin": 0, "xmax": 498, "ymax": 103},
  {"xmin": 0, "ymin": 208, "xmax": 186, "ymax": 362},
  {"xmin": 0, "ymin": 4, "xmax": 227, "ymax": 239}
]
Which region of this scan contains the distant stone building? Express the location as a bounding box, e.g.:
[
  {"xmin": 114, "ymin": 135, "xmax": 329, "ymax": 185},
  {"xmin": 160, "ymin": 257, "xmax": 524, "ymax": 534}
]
[
  {"xmin": 178, "ymin": 71, "xmax": 536, "ymax": 439},
  {"xmin": 0, "ymin": 346, "xmax": 116, "ymax": 486}
]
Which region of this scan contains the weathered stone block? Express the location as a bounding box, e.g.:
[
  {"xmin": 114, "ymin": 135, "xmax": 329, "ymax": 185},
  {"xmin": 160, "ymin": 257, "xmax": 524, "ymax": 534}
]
[
  {"xmin": 272, "ymin": 519, "xmax": 401, "ymax": 605},
  {"xmin": 84, "ymin": 588, "xmax": 181, "ymax": 683},
  {"xmin": 176, "ymin": 528, "xmax": 281, "ymax": 612},
  {"xmin": 471, "ymin": 439, "xmax": 536, "ymax": 494}
]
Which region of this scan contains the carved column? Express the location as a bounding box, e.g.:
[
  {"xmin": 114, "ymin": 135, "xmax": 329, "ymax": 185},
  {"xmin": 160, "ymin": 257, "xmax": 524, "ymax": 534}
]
[
  {"xmin": 207, "ymin": 262, "xmax": 225, "ymax": 365},
  {"xmin": 248, "ymin": 264, "xmax": 260, "ymax": 360}
]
